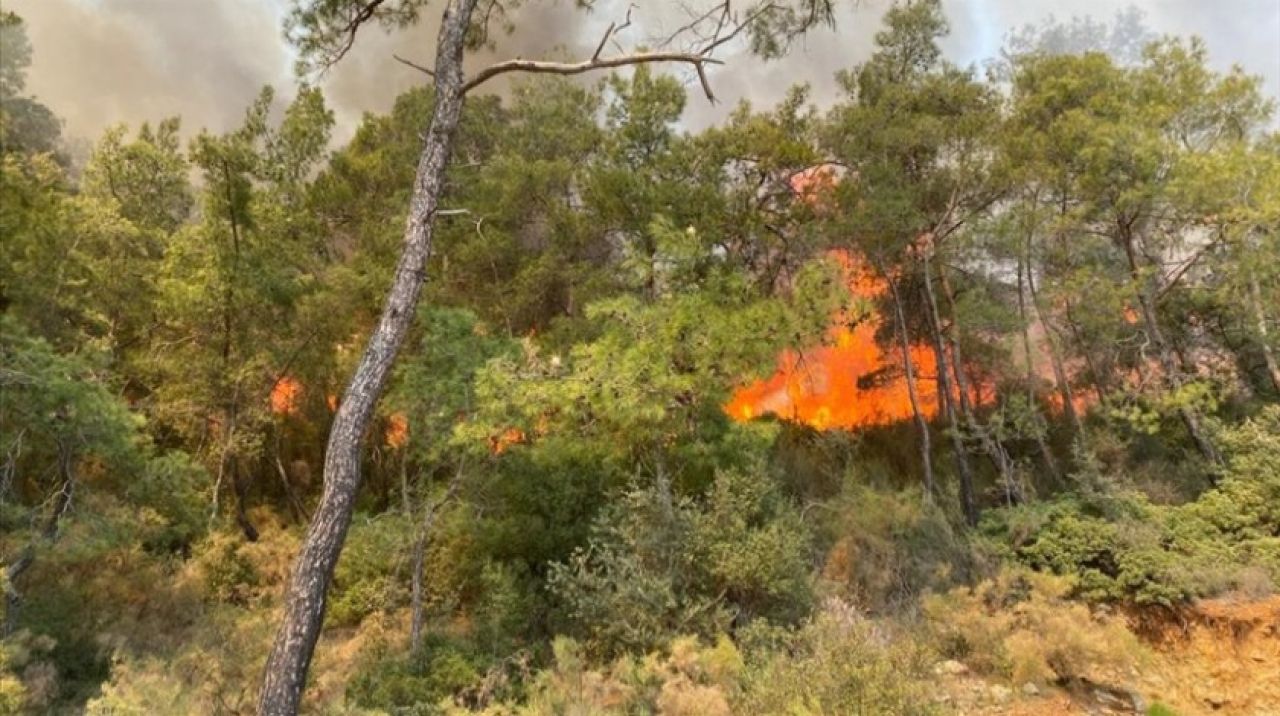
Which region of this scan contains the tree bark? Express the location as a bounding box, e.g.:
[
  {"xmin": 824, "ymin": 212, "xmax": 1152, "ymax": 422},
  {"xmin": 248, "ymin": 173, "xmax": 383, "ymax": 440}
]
[
  {"xmin": 937, "ymin": 263, "xmax": 1023, "ymax": 511},
  {"xmin": 881, "ymin": 265, "xmax": 935, "ymax": 500},
  {"xmin": 409, "ymin": 469, "xmax": 462, "ymax": 652},
  {"xmin": 4, "ymin": 439, "xmax": 74, "ymax": 636},
  {"xmin": 1016, "ymin": 248, "xmax": 1061, "ymax": 483},
  {"xmin": 1249, "ymin": 271, "xmax": 1280, "ymax": 396},
  {"xmin": 1121, "ymin": 227, "xmax": 1221, "ymax": 468},
  {"xmin": 257, "ymin": 1, "xmax": 479, "ymax": 712},
  {"xmin": 920, "ymin": 255, "xmax": 976, "ymax": 524}
]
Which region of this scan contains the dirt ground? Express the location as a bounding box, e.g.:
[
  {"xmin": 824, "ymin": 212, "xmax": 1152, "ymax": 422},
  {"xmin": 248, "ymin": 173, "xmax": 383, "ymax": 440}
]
[{"xmin": 936, "ymin": 595, "xmax": 1280, "ymax": 715}]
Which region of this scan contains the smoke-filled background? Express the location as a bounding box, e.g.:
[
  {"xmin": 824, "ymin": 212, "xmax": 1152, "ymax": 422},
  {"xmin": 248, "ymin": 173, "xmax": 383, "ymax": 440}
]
[{"xmin": 8, "ymin": 0, "xmax": 1279, "ymax": 144}]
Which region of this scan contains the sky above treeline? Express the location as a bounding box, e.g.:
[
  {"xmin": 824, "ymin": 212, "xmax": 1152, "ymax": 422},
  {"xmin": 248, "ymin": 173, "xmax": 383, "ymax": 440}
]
[{"xmin": 10, "ymin": 0, "xmax": 1280, "ymax": 146}]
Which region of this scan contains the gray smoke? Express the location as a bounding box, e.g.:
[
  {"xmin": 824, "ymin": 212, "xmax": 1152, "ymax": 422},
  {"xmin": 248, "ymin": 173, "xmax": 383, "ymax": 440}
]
[{"xmin": 8, "ymin": 0, "xmax": 1278, "ymax": 144}]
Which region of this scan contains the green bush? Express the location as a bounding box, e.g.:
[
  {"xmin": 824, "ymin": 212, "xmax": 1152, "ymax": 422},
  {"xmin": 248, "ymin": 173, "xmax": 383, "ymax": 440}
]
[
  {"xmin": 923, "ymin": 568, "xmax": 1145, "ymax": 685},
  {"xmin": 982, "ymin": 407, "xmax": 1280, "ymax": 604},
  {"xmin": 347, "ymin": 633, "xmax": 485, "ymax": 714},
  {"xmin": 819, "ymin": 482, "xmax": 981, "ymax": 611},
  {"xmin": 548, "ymin": 464, "xmax": 812, "ymax": 659},
  {"xmin": 329, "ymin": 513, "xmax": 414, "ymax": 628},
  {"xmin": 737, "ymin": 598, "xmax": 935, "ymax": 715}
]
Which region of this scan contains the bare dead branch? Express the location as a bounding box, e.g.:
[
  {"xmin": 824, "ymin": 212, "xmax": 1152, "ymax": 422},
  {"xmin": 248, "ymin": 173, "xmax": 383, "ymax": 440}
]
[
  {"xmin": 464, "ymin": 52, "xmax": 724, "ymax": 101},
  {"xmin": 593, "ymin": 4, "xmax": 636, "ymax": 61},
  {"xmin": 593, "ymin": 22, "xmax": 617, "ymax": 62},
  {"xmin": 700, "ymin": 2, "xmax": 778, "ymax": 57},
  {"xmin": 393, "ymin": 54, "xmax": 436, "ymax": 77}
]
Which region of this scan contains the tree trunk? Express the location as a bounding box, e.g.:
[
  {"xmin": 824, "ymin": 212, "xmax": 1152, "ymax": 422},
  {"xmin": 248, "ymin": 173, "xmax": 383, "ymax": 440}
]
[
  {"xmin": 1249, "ymin": 271, "xmax": 1280, "ymax": 396},
  {"xmin": 409, "ymin": 470, "xmax": 462, "ymax": 652},
  {"xmin": 1121, "ymin": 229, "xmax": 1221, "ymax": 468},
  {"xmin": 1023, "ymin": 258, "xmax": 1083, "ymax": 443},
  {"xmin": 920, "ymin": 255, "xmax": 976, "ymax": 524},
  {"xmin": 938, "ymin": 264, "xmax": 1022, "ymax": 511},
  {"xmin": 1063, "ymin": 298, "xmax": 1111, "ymax": 405},
  {"xmin": 257, "ymin": 1, "xmax": 479, "ymax": 712},
  {"xmin": 4, "ymin": 440, "xmax": 74, "ymax": 636},
  {"xmin": 882, "ymin": 265, "xmax": 935, "ymax": 500},
  {"xmin": 1016, "ymin": 249, "xmax": 1061, "ymax": 483}
]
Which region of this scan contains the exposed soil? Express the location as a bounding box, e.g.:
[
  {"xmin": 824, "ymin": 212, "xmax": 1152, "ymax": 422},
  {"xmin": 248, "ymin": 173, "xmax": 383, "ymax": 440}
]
[{"xmin": 937, "ymin": 595, "xmax": 1280, "ymax": 715}]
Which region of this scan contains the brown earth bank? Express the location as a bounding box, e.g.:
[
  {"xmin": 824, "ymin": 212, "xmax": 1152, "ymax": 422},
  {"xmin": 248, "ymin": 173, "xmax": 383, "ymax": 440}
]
[{"xmin": 938, "ymin": 595, "xmax": 1280, "ymax": 715}]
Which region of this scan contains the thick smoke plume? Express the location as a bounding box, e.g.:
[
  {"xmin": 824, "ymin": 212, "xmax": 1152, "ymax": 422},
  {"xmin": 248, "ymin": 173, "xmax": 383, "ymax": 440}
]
[{"xmin": 8, "ymin": 0, "xmax": 1278, "ymax": 144}]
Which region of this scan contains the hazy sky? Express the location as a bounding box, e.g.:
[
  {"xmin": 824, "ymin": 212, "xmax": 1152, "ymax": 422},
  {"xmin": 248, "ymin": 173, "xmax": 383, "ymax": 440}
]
[{"xmin": 9, "ymin": 0, "xmax": 1279, "ymax": 144}]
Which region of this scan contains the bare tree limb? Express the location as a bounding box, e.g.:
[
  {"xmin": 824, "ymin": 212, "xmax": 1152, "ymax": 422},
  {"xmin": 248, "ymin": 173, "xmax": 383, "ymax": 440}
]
[
  {"xmin": 464, "ymin": 52, "xmax": 724, "ymax": 101},
  {"xmin": 394, "ymin": 54, "xmax": 436, "ymax": 77}
]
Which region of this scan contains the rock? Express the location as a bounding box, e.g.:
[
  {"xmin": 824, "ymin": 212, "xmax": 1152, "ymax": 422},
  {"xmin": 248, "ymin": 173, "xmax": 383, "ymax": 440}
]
[
  {"xmin": 933, "ymin": 659, "xmax": 969, "ymax": 676},
  {"xmin": 1021, "ymin": 682, "xmax": 1040, "ymax": 697},
  {"xmin": 989, "ymin": 685, "xmax": 1013, "ymax": 703},
  {"xmin": 1201, "ymin": 691, "xmax": 1229, "ymax": 709}
]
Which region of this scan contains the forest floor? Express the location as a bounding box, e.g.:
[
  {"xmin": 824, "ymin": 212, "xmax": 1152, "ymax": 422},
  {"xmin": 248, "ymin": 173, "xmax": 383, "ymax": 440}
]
[{"xmin": 935, "ymin": 595, "xmax": 1280, "ymax": 715}]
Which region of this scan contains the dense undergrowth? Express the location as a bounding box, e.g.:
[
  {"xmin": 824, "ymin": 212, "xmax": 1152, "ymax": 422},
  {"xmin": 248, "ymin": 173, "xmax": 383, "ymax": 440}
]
[{"xmin": 3, "ymin": 1, "xmax": 1279, "ymax": 714}]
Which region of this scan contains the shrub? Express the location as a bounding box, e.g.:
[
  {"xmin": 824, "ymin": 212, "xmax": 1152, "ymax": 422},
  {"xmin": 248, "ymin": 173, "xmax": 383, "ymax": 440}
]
[
  {"xmin": 923, "ymin": 568, "xmax": 1145, "ymax": 685},
  {"xmin": 736, "ymin": 598, "xmax": 935, "ymax": 715},
  {"xmin": 820, "ymin": 483, "xmax": 981, "ymax": 611},
  {"xmin": 447, "ymin": 635, "xmax": 742, "ymax": 716},
  {"xmin": 347, "ymin": 633, "xmax": 485, "ymax": 714},
  {"xmin": 981, "ymin": 407, "xmax": 1280, "ymax": 604},
  {"xmin": 328, "ymin": 513, "xmax": 413, "ymax": 628},
  {"xmin": 548, "ymin": 464, "xmax": 812, "ymax": 659}
]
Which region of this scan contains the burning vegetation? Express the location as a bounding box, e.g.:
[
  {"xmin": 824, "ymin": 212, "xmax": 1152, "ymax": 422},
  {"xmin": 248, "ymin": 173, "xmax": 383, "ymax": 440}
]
[{"xmin": 726, "ymin": 251, "xmax": 944, "ymax": 430}]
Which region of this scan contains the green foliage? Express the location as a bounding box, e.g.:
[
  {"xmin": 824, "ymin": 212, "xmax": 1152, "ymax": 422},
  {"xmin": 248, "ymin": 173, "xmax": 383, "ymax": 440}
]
[
  {"xmin": 819, "ymin": 481, "xmax": 981, "ymax": 610},
  {"xmin": 329, "ymin": 514, "xmax": 414, "ymax": 628},
  {"xmin": 737, "ymin": 600, "xmax": 935, "ymax": 715},
  {"xmin": 984, "ymin": 407, "xmax": 1280, "ymax": 604},
  {"xmin": 4, "ymin": 4, "xmax": 1280, "ymax": 712},
  {"xmin": 0, "ymin": 630, "xmax": 57, "ymax": 714},
  {"xmin": 548, "ymin": 464, "xmax": 812, "ymax": 660},
  {"xmin": 0, "ymin": 11, "xmax": 60, "ymax": 158},
  {"xmin": 347, "ymin": 633, "xmax": 484, "ymax": 714},
  {"xmin": 923, "ymin": 568, "xmax": 1145, "ymax": 685}
]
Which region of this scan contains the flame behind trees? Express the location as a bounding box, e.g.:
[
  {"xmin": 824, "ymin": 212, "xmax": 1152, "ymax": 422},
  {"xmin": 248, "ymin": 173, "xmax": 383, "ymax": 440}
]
[{"xmin": 726, "ymin": 251, "xmax": 948, "ymax": 429}]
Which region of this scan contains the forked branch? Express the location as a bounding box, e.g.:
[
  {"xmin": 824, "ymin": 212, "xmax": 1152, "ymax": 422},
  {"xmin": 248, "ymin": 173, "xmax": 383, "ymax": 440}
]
[{"xmin": 463, "ymin": 52, "xmax": 724, "ymax": 101}]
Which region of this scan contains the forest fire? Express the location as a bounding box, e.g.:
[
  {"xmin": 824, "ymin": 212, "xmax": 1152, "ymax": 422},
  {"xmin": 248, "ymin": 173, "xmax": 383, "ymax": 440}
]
[
  {"xmin": 270, "ymin": 376, "xmax": 304, "ymax": 416},
  {"xmin": 726, "ymin": 253, "xmax": 942, "ymax": 430}
]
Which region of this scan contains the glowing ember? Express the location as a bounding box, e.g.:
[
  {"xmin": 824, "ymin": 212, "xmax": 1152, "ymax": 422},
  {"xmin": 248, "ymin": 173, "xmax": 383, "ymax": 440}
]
[
  {"xmin": 270, "ymin": 376, "xmax": 303, "ymax": 416},
  {"xmin": 489, "ymin": 427, "xmax": 526, "ymax": 454},
  {"xmin": 790, "ymin": 164, "xmax": 840, "ymax": 209},
  {"xmin": 385, "ymin": 412, "xmax": 409, "ymax": 448},
  {"xmin": 726, "ymin": 252, "xmax": 941, "ymax": 430}
]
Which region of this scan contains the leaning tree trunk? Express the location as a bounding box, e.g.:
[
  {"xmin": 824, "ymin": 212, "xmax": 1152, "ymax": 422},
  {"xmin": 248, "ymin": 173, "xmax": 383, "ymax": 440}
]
[
  {"xmin": 1120, "ymin": 230, "xmax": 1221, "ymax": 468},
  {"xmin": 1015, "ymin": 248, "xmax": 1061, "ymax": 483},
  {"xmin": 1248, "ymin": 271, "xmax": 1280, "ymax": 396},
  {"xmin": 881, "ymin": 265, "xmax": 935, "ymax": 500},
  {"xmin": 938, "ymin": 263, "xmax": 1021, "ymax": 515},
  {"xmin": 257, "ymin": 1, "xmax": 479, "ymax": 712},
  {"xmin": 920, "ymin": 254, "xmax": 977, "ymax": 525}
]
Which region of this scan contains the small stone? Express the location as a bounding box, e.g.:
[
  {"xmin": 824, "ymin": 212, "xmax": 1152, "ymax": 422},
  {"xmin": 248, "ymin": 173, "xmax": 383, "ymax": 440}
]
[
  {"xmin": 934, "ymin": 659, "xmax": 969, "ymax": 676},
  {"xmin": 1021, "ymin": 682, "xmax": 1040, "ymax": 697},
  {"xmin": 989, "ymin": 685, "xmax": 1013, "ymax": 703},
  {"xmin": 1202, "ymin": 691, "xmax": 1229, "ymax": 708}
]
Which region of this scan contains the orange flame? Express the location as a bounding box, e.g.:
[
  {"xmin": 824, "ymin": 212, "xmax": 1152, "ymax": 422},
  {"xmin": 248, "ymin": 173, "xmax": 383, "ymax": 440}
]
[
  {"xmin": 385, "ymin": 412, "xmax": 409, "ymax": 448},
  {"xmin": 489, "ymin": 427, "xmax": 526, "ymax": 454},
  {"xmin": 270, "ymin": 376, "xmax": 303, "ymax": 416},
  {"xmin": 791, "ymin": 164, "xmax": 840, "ymax": 210},
  {"xmin": 726, "ymin": 252, "xmax": 943, "ymax": 430}
]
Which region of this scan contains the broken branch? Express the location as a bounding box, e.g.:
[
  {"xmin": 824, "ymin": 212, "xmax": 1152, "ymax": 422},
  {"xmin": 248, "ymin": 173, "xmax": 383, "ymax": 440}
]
[{"xmin": 393, "ymin": 54, "xmax": 435, "ymax": 77}]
